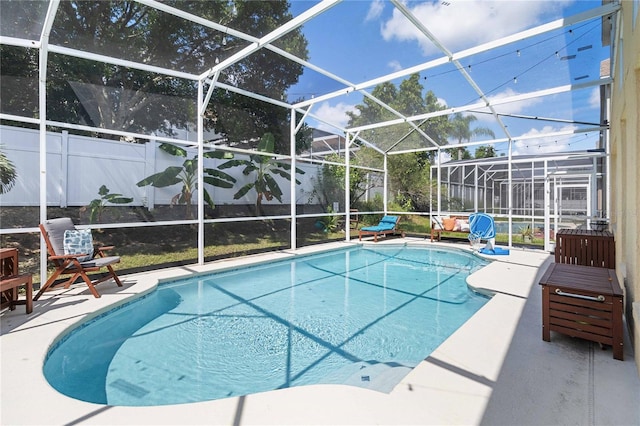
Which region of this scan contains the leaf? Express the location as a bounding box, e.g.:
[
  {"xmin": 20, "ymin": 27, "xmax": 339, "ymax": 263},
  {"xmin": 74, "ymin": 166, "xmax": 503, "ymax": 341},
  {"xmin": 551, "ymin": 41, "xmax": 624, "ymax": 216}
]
[
  {"xmin": 203, "ymin": 176, "xmax": 234, "ymax": 189},
  {"xmin": 136, "ymin": 166, "xmax": 183, "ymax": 187},
  {"xmin": 264, "ymin": 174, "xmax": 283, "ymax": 202},
  {"xmin": 183, "ymin": 158, "xmax": 197, "ymax": 174},
  {"xmin": 203, "ymin": 150, "xmax": 234, "ymax": 159},
  {"xmin": 271, "ymin": 169, "xmax": 292, "ymax": 180},
  {"xmin": 218, "ymin": 159, "xmax": 250, "ymax": 169},
  {"xmin": 98, "ymin": 185, "xmax": 109, "ymax": 196},
  {"xmin": 159, "ymin": 143, "xmax": 187, "ymax": 157},
  {"xmin": 257, "ymin": 133, "xmax": 275, "ymax": 153},
  {"xmin": 242, "ymin": 164, "xmax": 258, "ymax": 175},
  {"xmin": 203, "ymin": 189, "xmax": 215, "ymax": 209},
  {"xmin": 106, "ymin": 196, "xmax": 134, "ymax": 204},
  {"xmin": 273, "ymin": 162, "xmax": 305, "ymax": 175},
  {"xmin": 274, "ymin": 162, "xmax": 291, "ymax": 170},
  {"xmin": 233, "ymin": 182, "xmax": 254, "ymax": 200},
  {"xmin": 204, "ymin": 168, "xmax": 236, "ymax": 183}
]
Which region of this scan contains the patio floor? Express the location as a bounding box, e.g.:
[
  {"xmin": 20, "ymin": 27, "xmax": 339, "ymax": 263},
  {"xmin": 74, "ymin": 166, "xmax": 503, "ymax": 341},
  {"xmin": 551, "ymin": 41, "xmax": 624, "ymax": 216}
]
[{"xmin": 1, "ymin": 238, "xmax": 639, "ymax": 425}]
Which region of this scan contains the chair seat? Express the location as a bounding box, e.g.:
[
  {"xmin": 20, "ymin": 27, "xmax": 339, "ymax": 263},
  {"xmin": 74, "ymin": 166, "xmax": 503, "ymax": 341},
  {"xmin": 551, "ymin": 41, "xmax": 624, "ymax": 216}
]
[
  {"xmin": 77, "ymin": 256, "xmax": 120, "ymax": 269},
  {"xmin": 62, "ymin": 255, "xmax": 120, "ymax": 271},
  {"xmin": 361, "ymin": 224, "xmax": 396, "ymax": 232}
]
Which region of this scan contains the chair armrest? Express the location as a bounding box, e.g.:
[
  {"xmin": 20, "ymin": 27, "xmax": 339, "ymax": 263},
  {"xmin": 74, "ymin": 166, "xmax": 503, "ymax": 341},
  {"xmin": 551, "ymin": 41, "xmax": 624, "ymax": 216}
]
[
  {"xmin": 95, "ymin": 246, "xmax": 116, "ymax": 258},
  {"xmin": 49, "ymin": 253, "xmax": 89, "ymax": 261}
]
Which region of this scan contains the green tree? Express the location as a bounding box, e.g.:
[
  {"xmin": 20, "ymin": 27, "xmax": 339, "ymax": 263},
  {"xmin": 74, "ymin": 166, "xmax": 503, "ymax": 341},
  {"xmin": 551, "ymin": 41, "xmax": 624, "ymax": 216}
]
[
  {"xmin": 136, "ymin": 143, "xmax": 236, "ymax": 219},
  {"xmin": 345, "ymin": 74, "xmax": 450, "ymax": 209},
  {"xmin": 474, "ymin": 145, "xmax": 497, "ymax": 158},
  {"xmin": 313, "ymin": 152, "xmax": 374, "ymax": 210},
  {"xmin": 218, "ymin": 133, "xmax": 305, "ymax": 216},
  {"xmin": 448, "ymin": 113, "xmax": 495, "ymax": 160},
  {"xmin": 1, "ymin": 1, "xmax": 308, "ymax": 150},
  {"xmin": 387, "ymin": 152, "xmax": 432, "ymax": 211},
  {"xmin": 347, "ymin": 74, "xmax": 450, "ymax": 153},
  {"xmin": 0, "ymin": 147, "xmax": 17, "ymax": 194}
]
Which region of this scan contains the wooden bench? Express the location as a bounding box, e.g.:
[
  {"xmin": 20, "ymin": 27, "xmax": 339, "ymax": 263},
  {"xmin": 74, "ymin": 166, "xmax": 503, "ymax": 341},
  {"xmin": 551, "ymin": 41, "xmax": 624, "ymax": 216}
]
[{"xmin": 430, "ymin": 216, "xmax": 470, "ymax": 242}]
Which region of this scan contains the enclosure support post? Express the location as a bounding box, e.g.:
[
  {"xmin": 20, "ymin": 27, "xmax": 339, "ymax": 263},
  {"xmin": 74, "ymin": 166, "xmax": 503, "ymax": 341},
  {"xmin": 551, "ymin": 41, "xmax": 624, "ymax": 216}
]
[
  {"xmin": 530, "ymin": 161, "xmax": 535, "ymax": 229},
  {"xmin": 383, "ymin": 154, "xmax": 388, "ymax": 214},
  {"xmin": 591, "ymin": 157, "xmax": 598, "ymax": 222},
  {"xmin": 507, "ymin": 139, "xmax": 513, "ymax": 247},
  {"xmin": 436, "ymin": 148, "xmax": 442, "ymax": 215},
  {"xmin": 474, "ymin": 165, "xmax": 479, "ymax": 212},
  {"xmin": 483, "ymin": 167, "xmax": 487, "ymax": 213},
  {"xmin": 196, "ymin": 80, "xmax": 205, "ymax": 265},
  {"xmin": 345, "ymin": 133, "xmax": 351, "ymax": 241},
  {"xmin": 544, "ymin": 160, "xmax": 550, "ymax": 252},
  {"xmin": 290, "ymin": 108, "xmax": 297, "ymax": 250},
  {"xmin": 39, "ymin": 0, "xmax": 60, "ymax": 286}
]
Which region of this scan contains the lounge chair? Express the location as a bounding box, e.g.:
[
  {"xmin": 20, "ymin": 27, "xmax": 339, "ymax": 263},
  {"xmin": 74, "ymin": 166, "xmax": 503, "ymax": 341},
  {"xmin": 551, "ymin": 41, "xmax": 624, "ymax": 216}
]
[
  {"xmin": 358, "ymin": 215, "xmax": 403, "ymax": 242},
  {"xmin": 34, "ymin": 218, "xmax": 123, "ymax": 300}
]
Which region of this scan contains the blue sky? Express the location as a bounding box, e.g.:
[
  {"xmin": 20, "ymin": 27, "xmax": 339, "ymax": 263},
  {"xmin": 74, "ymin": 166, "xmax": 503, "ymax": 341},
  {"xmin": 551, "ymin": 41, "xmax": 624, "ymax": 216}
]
[{"xmin": 285, "ymin": 0, "xmax": 610, "ymax": 156}]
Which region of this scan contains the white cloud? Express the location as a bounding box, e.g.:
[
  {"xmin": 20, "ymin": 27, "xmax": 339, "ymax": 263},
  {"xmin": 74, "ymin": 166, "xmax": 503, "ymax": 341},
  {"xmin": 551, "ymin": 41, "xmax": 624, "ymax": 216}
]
[
  {"xmin": 512, "ymin": 124, "xmax": 576, "ymax": 155},
  {"xmin": 381, "ymin": 1, "xmax": 571, "ymax": 56},
  {"xmin": 366, "ymin": 0, "xmax": 385, "ymax": 22},
  {"xmin": 314, "ymin": 101, "xmax": 358, "ymax": 132},
  {"xmin": 473, "ymin": 87, "xmax": 544, "ymax": 123},
  {"xmin": 588, "ymin": 87, "xmax": 600, "ymax": 109},
  {"xmin": 387, "ymin": 60, "xmax": 403, "ymax": 71}
]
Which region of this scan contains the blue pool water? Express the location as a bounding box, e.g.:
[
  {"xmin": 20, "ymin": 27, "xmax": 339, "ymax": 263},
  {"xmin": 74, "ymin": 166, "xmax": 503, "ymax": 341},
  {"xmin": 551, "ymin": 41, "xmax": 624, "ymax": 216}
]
[{"xmin": 43, "ymin": 245, "xmax": 490, "ymax": 406}]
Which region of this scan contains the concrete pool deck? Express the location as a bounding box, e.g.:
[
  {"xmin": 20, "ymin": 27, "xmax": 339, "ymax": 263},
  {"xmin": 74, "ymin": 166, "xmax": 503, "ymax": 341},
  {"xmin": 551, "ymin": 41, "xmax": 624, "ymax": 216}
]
[{"xmin": 1, "ymin": 238, "xmax": 639, "ymax": 425}]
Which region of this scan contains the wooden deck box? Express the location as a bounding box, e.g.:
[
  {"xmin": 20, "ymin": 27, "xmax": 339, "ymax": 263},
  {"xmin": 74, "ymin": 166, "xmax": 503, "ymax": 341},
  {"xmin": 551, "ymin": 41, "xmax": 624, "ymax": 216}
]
[
  {"xmin": 0, "ymin": 248, "xmax": 33, "ymax": 314},
  {"xmin": 539, "ymin": 263, "xmax": 623, "ymax": 360},
  {"xmin": 555, "ymin": 229, "xmax": 615, "ymax": 268}
]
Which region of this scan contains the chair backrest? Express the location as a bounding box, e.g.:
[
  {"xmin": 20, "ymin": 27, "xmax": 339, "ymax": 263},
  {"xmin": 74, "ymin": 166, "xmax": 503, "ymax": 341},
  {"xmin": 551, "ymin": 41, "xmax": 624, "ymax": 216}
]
[
  {"xmin": 469, "ymin": 213, "xmax": 495, "ymax": 239},
  {"xmin": 379, "ymin": 215, "xmax": 399, "ymax": 226},
  {"xmin": 40, "ymin": 217, "xmax": 76, "ymax": 256}
]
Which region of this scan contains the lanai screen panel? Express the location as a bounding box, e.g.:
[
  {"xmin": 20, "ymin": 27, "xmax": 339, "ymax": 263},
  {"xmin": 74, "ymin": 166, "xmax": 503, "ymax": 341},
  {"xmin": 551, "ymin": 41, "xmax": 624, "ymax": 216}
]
[
  {"xmin": 0, "ymin": 46, "xmax": 39, "ymax": 119},
  {"xmin": 0, "ymin": 0, "xmax": 48, "ymax": 40},
  {"xmin": 46, "ymin": 57, "xmax": 198, "ymax": 137},
  {"xmin": 48, "ymin": 1, "xmax": 249, "ymax": 75}
]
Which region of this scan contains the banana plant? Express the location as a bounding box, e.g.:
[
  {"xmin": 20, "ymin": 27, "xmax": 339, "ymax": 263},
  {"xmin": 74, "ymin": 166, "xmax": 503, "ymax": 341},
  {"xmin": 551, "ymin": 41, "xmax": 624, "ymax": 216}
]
[
  {"xmin": 0, "ymin": 146, "xmax": 17, "ymax": 194},
  {"xmin": 85, "ymin": 185, "xmax": 133, "ymax": 223},
  {"xmin": 137, "ymin": 143, "xmax": 236, "ymax": 219},
  {"xmin": 218, "ymin": 133, "xmax": 305, "ymax": 216}
]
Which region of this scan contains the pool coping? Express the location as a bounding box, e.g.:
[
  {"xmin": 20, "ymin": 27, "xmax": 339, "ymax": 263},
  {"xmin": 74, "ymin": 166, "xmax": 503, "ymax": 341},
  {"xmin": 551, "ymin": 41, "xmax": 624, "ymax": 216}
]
[{"xmin": 2, "ymin": 238, "xmax": 639, "ymax": 425}]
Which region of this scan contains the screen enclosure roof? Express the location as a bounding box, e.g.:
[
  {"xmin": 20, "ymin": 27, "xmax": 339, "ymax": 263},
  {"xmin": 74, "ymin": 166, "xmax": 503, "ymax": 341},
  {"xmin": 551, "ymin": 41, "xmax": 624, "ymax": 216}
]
[{"xmin": 0, "ymin": 0, "xmax": 618, "ymax": 159}]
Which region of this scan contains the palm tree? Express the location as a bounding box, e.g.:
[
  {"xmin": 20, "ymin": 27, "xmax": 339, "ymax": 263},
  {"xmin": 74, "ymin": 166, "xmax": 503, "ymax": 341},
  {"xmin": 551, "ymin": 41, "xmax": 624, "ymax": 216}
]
[
  {"xmin": 137, "ymin": 143, "xmax": 236, "ymax": 219},
  {"xmin": 449, "ymin": 113, "xmax": 495, "ymax": 160},
  {"xmin": 0, "ymin": 147, "xmax": 17, "ymax": 194},
  {"xmin": 218, "ymin": 133, "xmax": 305, "ymax": 216}
]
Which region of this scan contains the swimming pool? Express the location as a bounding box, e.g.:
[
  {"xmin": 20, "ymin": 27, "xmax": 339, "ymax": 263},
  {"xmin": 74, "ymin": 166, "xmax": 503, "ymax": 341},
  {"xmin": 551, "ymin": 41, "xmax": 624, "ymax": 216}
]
[{"xmin": 43, "ymin": 245, "xmax": 490, "ymax": 406}]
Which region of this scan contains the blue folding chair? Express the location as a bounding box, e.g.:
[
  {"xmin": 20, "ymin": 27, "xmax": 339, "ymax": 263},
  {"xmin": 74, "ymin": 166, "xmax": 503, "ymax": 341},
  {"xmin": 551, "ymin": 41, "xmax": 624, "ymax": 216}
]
[{"xmin": 468, "ymin": 213, "xmax": 509, "ymax": 255}]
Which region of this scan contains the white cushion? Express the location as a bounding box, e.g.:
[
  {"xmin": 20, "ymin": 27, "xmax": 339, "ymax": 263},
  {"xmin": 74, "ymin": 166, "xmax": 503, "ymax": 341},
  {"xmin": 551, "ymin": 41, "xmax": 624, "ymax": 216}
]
[
  {"xmin": 63, "ymin": 229, "xmax": 93, "ymax": 262},
  {"xmin": 432, "ymin": 215, "xmax": 449, "ymax": 230}
]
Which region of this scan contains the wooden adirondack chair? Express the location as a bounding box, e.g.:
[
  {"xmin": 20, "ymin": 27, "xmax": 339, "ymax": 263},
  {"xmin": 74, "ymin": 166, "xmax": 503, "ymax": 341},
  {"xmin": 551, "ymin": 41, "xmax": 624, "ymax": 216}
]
[{"xmin": 34, "ymin": 218, "xmax": 123, "ymax": 300}]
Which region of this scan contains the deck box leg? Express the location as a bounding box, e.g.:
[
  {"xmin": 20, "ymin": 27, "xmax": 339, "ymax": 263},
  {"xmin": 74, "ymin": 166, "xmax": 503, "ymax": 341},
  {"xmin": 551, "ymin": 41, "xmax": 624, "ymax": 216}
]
[
  {"xmin": 542, "ymin": 286, "xmax": 550, "ymax": 342},
  {"xmin": 612, "ymin": 297, "xmax": 623, "ymax": 360}
]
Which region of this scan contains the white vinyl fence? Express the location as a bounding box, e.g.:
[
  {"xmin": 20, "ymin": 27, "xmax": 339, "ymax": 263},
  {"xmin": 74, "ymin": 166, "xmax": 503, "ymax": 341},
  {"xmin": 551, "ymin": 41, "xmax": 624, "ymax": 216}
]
[{"xmin": 0, "ymin": 125, "xmax": 324, "ymax": 210}]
